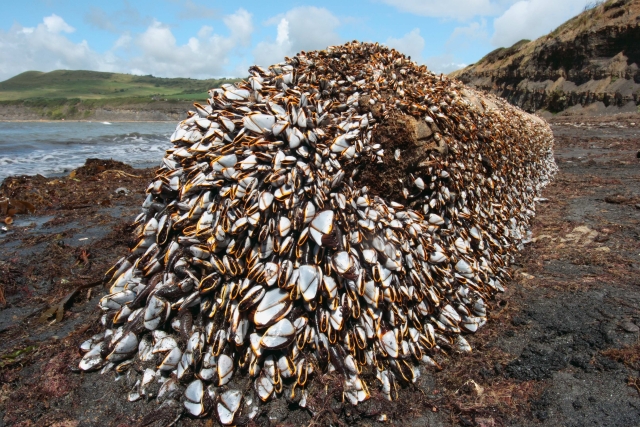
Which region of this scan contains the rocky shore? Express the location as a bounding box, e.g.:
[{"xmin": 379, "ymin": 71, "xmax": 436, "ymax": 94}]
[{"xmin": 0, "ymin": 114, "xmax": 639, "ymax": 426}]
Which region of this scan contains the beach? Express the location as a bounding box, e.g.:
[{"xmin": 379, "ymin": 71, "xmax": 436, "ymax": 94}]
[{"xmin": 0, "ymin": 113, "xmax": 638, "ymax": 426}]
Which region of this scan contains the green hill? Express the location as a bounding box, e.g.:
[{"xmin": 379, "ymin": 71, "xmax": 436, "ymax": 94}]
[{"xmin": 0, "ymin": 70, "xmax": 240, "ymax": 101}]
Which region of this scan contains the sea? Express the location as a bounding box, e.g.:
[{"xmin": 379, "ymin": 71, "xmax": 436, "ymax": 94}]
[{"xmin": 0, "ymin": 121, "xmax": 177, "ymax": 181}]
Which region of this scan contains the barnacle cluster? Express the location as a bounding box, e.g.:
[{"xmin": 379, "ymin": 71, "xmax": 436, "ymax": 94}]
[{"xmin": 79, "ymin": 41, "xmax": 555, "ymax": 423}]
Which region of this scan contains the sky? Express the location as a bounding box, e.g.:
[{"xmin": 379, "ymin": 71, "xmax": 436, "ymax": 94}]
[{"xmin": 0, "ymin": 0, "xmax": 594, "ymax": 81}]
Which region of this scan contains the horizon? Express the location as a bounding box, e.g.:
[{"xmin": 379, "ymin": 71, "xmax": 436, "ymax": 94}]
[{"xmin": 0, "ymin": 0, "xmax": 594, "ymax": 82}]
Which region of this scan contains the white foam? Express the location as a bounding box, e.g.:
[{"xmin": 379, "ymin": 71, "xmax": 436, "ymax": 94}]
[{"xmin": 0, "ymin": 123, "xmax": 174, "ymax": 180}]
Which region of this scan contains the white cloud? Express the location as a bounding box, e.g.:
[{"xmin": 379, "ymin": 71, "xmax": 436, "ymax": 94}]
[
  {"xmin": 448, "ymin": 20, "xmax": 489, "ymax": 49},
  {"xmin": 417, "ymin": 20, "xmax": 487, "ymax": 75},
  {"xmin": 253, "ymin": 7, "xmax": 342, "ymax": 67},
  {"xmin": 113, "ymin": 34, "xmax": 132, "ymax": 50},
  {"xmin": 385, "ymin": 28, "xmax": 425, "ymax": 62},
  {"xmin": 491, "ymin": 0, "xmax": 590, "ymax": 47},
  {"xmin": 425, "ymin": 54, "xmax": 468, "ymax": 74},
  {"xmin": 224, "ymin": 8, "xmax": 253, "ymax": 47},
  {"xmin": 253, "ymin": 18, "xmax": 291, "ymax": 67},
  {"xmin": 129, "ymin": 9, "xmax": 254, "ymax": 77},
  {"xmin": 43, "ymin": 14, "xmax": 75, "ymax": 33},
  {"xmin": 0, "ymin": 10, "xmax": 255, "ymax": 81},
  {"xmin": 0, "ymin": 15, "xmax": 106, "ymax": 81},
  {"xmin": 380, "ymin": 0, "xmax": 499, "ymax": 20}
]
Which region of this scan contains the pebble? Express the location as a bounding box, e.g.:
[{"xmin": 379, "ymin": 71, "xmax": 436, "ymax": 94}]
[{"xmin": 620, "ymin": 321, "xmax": 639, "ymax": 333}]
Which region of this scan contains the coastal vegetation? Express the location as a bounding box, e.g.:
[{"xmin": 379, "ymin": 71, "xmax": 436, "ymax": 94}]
[{"xmin": 0, "ymin": 70, "xmax": 241, "ymax": 120}]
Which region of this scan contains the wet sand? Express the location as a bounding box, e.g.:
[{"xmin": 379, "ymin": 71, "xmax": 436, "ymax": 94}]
[{"xmin": 0, "ymin": 115, "xmax": 639, "ymax": 426}]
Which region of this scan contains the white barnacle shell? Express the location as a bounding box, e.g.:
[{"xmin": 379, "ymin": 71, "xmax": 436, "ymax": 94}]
[
  {"xmin": 217, "ymin": 354, "xmax": 234, "ymax": 386},
  {"xmin": 297, "ymin": 265, "xmax": 320, "ymax": 302},
  {"xmin": 78, "ymin": 342, "xmax": 106, "ymax": 371},
  {"xmin": 144, "ymin": 295, "xmax": 170, "ymax": 330},
  {"xmin": 381, "ymin": 330, "xmax": 399, "ymax": 358},
  {"xmin": 158, "ymin": 347, "xmax": 182, "ymax": 371},
  {"xmin": 309, "ymin": 210, "xmax": 334, "ymax": 247},
  {"xmin": 260, "ymin": 318, "xmax": 296, "ymax": 349},
  {"xmin": 106, "ymin": 330, "xmax": 138, "ymax": 362},
  {"xmin": 184, "ymin": 379, "xmax": 206, "ymax": 417},
  {"xmin": 254, "ymin": 288, "xmax": 290, "ymax": 328},
  {"xmin": 255, "ymin": 374, "xmax": 274, "ymax": 402},
  {"xmin": 243, "ymin": 113, "xmax": 276, "ymax": 134},
  {"xmin": 217, "ymin": 389, "xmax": 242, "ymax": 425}
]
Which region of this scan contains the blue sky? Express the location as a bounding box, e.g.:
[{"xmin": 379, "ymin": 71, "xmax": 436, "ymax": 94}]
[{"xmin": 0, "ymin": 0, "xmax": 592, "ymax": 81}]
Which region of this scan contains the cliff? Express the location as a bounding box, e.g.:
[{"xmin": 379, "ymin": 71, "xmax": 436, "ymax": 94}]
[{"xmin": 450, "ymin": 0, "xmax": 640, "ymax": 115}]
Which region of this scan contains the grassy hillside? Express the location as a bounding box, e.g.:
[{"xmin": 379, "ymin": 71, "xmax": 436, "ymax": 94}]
[{"xmin": 0, "ymin": 70, "xmax": 240, "ymax": 101}]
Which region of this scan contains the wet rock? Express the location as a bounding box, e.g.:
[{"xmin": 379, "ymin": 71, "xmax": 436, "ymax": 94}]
[
  {"xmin": 74, "ymin": 158, "xmax": 135, "ymax": 177},
  {"xmin": 595, "ymin": 355, "xmax": 620, "ymax": 371},
  {"xmin": 604, "ymin": 194, "xmax": 629, "ymax": 204},
  {"xmin": 505, "ymin": 345, "xmax": 568, "ymax": 380},
  {"xmin": 570, "ymin": 354, "xmax": 593, "ymax": 372},
  {"xmin": 531, "ymin": 390, "xmax": 552, "ymax": 421},
  {"xmin": 511, "ymin": 315, "xmax": 528, "ymax": 326}
]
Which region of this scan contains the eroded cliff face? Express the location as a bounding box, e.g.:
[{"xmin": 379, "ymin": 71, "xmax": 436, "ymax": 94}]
[{"xmin": 451, "ymin": 0, "xmax": 640, "ymax": 114}]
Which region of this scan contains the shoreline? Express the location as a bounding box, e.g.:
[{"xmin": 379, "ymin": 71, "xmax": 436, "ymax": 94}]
[
  {"xmin": 1, "ymin": 114, "xmax": 639, "ymax": 426},
  {"xmin": 0, "ymin": 119, "xmax": 177, "ymax": 123},
  {"xmin": 0, "ymin": 100, "xmax": 194, "ymax": 122}
]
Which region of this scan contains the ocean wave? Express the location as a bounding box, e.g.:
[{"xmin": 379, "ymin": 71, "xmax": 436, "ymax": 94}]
[{"xmin": 0, "ymin": 122, "xmax": 175, "ymax": 180}]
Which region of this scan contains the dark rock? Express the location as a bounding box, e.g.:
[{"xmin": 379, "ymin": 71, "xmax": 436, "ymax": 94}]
[
  {"xmin": 596, "ymin": 355, "xmax": 620, "ymax": 371},
  {"xmin": 479, "ymin": 368, "xmax": 493, "ymax": 379},
  {"xmin": 505, "ymin": 345, "xmax": 568, "ymax": 380},
  {"xmin": 604, "ymin": 194, "xmax": 629, "ymax": 204},
  {"xmin": 531, "ymin": 392, "xmax": 552, "ymax": 421},
  {"xmin": 570, "ymin": 354, "xmax": 593, "ymax": 371},
  {"xmin": 511, "ymin": 315, "xmax": 528, "ymax": 326},
  {"xmin": 494, "ymin": 362, "xmax": 503, "ymax": 376},
  {"xmin": 74, "ymin": 158, "xmax": 135, "ymax": 177}
]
